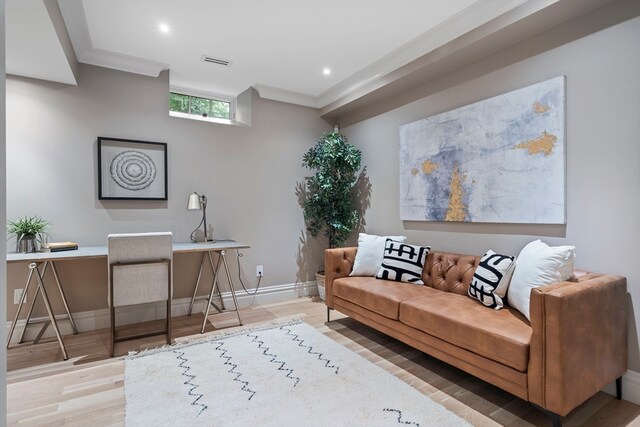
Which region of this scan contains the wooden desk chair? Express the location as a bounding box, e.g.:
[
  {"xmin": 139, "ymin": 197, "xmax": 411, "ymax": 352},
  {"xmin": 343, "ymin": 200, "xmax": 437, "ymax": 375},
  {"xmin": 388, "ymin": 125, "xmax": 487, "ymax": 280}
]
[{"xmin": 108, "ymin": 232, "xmax": 173, "ymax": 357}]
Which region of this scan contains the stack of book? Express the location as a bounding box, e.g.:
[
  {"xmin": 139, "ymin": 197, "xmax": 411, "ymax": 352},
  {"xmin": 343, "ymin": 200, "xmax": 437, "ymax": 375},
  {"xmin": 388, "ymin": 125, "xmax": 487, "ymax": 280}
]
[{"xmin": 41, "ymin": 241, "xmax": 79, "ymax": 252}]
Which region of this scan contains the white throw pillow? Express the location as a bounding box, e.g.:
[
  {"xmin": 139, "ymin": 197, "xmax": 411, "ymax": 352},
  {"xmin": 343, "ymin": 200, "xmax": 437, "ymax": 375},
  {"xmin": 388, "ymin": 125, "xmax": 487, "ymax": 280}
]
[
  {"xmin": 507, "ymin": 240, "xmax": 576, "ymax": 320},
  {"xmin": 350, "ymin": 233, "xmax": 407, "ymax": 276}
]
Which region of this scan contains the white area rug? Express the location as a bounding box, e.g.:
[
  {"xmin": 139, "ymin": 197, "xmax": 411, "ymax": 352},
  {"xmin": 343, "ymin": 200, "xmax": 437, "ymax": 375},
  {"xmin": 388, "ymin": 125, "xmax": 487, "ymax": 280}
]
[{"xmin": 125, "ymin": 319, "xmax": 470, "ymax": 427}]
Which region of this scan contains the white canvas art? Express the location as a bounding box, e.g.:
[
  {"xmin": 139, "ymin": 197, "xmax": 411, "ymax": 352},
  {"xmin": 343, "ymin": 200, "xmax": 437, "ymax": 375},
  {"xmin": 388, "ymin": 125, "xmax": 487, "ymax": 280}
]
[
  {"xmin": 98, "ymin": 138, "xmax": 167, "ymax": 200},
  {"xmin": 399, "ymin": 76, "xmax": 566, "ymax": 224}
]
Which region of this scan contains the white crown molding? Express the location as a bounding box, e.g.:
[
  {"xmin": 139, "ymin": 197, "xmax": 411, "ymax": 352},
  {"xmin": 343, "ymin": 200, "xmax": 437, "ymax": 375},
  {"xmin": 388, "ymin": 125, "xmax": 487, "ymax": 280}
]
[
  {"xmin": 315, "ymin": 0, "xmax": 530, "ymax": 109},
  {"xmin": 57, "ymin": 0, "xmax": 599, "ymax": 115},
  {"xmin": 79, "ymin": 48, "xmax": 168, "ymax": 77},
  {"xmin": 57, "ymin": 0, "xmax": 542, "ymax": 108},
  {"xmin": 254, "ymin": 84, "xmax": 319, "ymax": 108},
  {"xmin": 57, "ymin": 0, "xmax": 167, "ymax": 77}
]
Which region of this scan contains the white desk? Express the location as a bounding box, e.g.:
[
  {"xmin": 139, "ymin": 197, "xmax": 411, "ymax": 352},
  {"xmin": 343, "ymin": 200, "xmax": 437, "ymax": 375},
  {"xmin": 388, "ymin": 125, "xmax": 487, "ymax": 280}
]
[
  {"xmin": 7, "ymin": 240, "xmax": 250, "ymax": 359},
  {"xmin": 8, "ymin": 246, "xmax": 108, "ymax": 263},
  {"xmin": 6, "ymin": 241, "xmax": 250, "ymax": 263}
]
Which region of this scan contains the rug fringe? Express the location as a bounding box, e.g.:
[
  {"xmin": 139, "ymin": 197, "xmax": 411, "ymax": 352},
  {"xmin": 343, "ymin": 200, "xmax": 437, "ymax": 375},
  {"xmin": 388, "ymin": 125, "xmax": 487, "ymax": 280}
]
[{"xmin": 125, "ymin": 317, "xmax": 304, "ymax": 360}]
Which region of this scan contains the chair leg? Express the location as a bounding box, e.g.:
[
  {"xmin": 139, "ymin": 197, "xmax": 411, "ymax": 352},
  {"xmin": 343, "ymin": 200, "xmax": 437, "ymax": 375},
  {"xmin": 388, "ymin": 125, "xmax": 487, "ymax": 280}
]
[
  {"xmin": 167, "ymin": 261, "xmax": 172, "ymax": 345},
  {"xmin": 110, "ymin": 265, "xmax": 115, "ymax": 358},
  {"xmin": 110, "ymin": 306, "xmax": 115, "ymax": 358},
  {"xmin": 166, "ymin": 299, "xmax": 172, "ymax": 345},
  {"xmin": 617, "ymin": 376, "xmax": 623, "ymax": 400},
  {"xmin": 327, "ymin": 307, "xmax": 331, "ymax": 323}
]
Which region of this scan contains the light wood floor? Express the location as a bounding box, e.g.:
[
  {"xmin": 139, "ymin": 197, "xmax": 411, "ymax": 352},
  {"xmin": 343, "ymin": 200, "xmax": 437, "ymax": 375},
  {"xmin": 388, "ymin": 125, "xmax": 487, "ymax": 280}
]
[{"xmin": 7, "ymin": 297, "xmax": 640, "ymax": 426}]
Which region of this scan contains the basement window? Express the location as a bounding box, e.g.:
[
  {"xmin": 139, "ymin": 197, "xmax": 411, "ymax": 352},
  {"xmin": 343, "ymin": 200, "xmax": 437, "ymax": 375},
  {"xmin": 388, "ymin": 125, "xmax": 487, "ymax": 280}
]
[{"xmin": 169, "ymin": 88, "xmax": 235, "ymax": 123}]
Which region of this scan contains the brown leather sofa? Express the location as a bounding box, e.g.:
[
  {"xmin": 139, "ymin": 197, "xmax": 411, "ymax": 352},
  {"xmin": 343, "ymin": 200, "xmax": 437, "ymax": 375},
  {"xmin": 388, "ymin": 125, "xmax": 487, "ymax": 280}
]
[{"xmin": 325, "ymin": 247, "xmax": 627, "ymax": 426}]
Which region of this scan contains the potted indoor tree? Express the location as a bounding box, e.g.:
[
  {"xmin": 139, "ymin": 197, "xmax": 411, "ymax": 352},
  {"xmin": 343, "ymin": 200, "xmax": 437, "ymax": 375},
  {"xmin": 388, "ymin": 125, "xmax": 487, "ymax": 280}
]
[
  {"xmin": 302, "ymin": 130, "xmax": 362, "ymax": 299},
  {"xmin": 7, "ymin": 215, "xmax": 50, "ymax": 253}
]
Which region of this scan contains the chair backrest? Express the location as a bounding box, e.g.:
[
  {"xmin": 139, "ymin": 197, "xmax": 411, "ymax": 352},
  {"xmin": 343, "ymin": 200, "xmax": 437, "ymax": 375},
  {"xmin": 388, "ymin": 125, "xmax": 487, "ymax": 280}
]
[{"xmin": 108, "ymin": 232, "xmax": 173, "ymax": 308}]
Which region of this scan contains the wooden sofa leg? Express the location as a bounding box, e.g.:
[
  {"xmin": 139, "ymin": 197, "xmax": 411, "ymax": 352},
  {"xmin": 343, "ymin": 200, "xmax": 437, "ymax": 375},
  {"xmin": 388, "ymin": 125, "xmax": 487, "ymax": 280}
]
[
  {"xmin": 617, "ymin": 376, "xmax": 623, "ymax": 400},
  {"xmin": 327, "ymin": 307, "xmax": 331, "ymax": 323}
]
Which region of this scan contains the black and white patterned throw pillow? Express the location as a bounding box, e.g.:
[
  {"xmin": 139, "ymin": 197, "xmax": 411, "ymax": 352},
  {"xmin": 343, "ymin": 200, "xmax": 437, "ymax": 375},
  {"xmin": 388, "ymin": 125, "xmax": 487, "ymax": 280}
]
[
  {"xmin": 468, "ymin": 250, "xmax": 516, "ymax": 310},
  {"xmin": 376, "ymin": 239, "xmax": 430, "ymax": 285}
]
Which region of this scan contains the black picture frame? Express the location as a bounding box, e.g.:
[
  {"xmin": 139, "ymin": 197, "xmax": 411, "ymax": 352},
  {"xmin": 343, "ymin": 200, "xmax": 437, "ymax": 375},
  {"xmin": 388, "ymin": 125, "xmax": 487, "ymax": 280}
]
[{"xmin": 97, "ymin": 137, "xmax": 168, "ymax": 200}]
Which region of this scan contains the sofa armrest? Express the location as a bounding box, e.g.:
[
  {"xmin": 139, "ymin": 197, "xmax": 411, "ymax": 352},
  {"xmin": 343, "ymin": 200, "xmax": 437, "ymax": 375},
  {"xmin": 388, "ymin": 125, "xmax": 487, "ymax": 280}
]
[
  {"xmin": 324, "ymin": 247, "xmax": 357, "ymax": 308},
  {"xmin": 528, "ymin": 274, "xmax": 627, "ymax": 416}
]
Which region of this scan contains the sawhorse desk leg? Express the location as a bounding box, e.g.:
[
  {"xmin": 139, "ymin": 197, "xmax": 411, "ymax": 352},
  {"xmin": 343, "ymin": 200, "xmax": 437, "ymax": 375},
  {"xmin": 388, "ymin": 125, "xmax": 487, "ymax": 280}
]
[
  {"xmin": 187, "ymin": 250, "xmax": 243, "ymax": 333},
  {"xmin": 6, "ymin": 261, "xmax": 77, "ymax": 360},
  {"xmin": 188, "ymin": 252, "xmax": 225, "ymax": 316}
]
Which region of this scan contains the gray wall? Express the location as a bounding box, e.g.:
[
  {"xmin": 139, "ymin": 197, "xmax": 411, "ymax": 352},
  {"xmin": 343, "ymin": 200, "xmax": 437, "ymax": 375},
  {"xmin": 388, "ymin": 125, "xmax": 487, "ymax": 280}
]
[
  {"xmin": 1, "ymin": 0, "xmax": 7, "ymax": 421},
  {"xmin": 343, "ymin": 16, "xmax": 640, "ymax": 369},
  {"xmin": 6, "ymin": 64, "xmax": 328, "ymax": 318}
]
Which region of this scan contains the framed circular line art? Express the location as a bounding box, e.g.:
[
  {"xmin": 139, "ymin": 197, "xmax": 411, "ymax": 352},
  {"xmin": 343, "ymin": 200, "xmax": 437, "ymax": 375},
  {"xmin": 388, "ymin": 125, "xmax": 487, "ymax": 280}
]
[{"xmin": 97, "ymin": 137, "xmax": 168, "ymax": 200}]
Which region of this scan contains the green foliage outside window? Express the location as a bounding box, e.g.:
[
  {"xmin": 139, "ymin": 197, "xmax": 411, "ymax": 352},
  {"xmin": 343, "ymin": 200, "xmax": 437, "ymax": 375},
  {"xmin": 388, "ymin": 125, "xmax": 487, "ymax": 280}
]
[
  {"xmin": 190, "ymin": 96, "xmax": 211, "ymax": 116},
  {"xmin": 169, "ymin": 93, "xmax": 189, "ymax": 113},
  {"xmin": 169, "ymin": 92, "xmax": 231, "ymax": 119},
  {"xmin": 210, "ymin": 100, "xmax": 230, "ymax": 119}
]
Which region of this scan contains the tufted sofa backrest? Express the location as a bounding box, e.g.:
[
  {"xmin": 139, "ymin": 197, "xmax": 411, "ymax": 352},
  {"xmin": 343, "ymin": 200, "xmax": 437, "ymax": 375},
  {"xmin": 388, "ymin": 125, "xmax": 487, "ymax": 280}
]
[{"xmin": 423, "ymin": 251, "xmax": 481, "ymax": 295}]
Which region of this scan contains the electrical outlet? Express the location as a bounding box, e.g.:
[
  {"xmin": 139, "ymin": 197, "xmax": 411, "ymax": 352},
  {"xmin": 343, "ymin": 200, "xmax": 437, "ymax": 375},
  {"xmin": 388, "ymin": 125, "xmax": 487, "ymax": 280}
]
[
  {"xmin": 256, "ymin": 265, "xmax": 264, "ymax": 277},
  {"xmin": 14, "ymin": 289, "xmax": 26, "ymax": 305}
]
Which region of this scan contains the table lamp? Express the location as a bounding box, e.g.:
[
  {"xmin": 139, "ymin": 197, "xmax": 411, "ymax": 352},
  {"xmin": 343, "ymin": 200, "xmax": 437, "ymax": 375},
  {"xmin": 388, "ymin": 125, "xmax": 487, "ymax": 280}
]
[{"xmin": 187, "ymin": 192, "xmax": 212, "ymax": 242}]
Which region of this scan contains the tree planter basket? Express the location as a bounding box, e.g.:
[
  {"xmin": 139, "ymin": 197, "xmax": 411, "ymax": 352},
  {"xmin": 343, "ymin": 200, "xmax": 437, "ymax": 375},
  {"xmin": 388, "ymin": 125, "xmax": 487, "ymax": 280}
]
[{"xmin": 316, "ymin": 272, "xmax": 326, "ymax": 301}]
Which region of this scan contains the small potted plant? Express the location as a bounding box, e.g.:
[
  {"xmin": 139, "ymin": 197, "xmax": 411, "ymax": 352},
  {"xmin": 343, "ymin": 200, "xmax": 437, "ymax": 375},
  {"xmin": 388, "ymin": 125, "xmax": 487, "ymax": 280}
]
[
  {"xmin": 302, "ymin": 130, "xmax": 362, "ymax": 299},
  {"xmin": 7, "ymin": 216, "xmax": 50, "ymax": 253}
]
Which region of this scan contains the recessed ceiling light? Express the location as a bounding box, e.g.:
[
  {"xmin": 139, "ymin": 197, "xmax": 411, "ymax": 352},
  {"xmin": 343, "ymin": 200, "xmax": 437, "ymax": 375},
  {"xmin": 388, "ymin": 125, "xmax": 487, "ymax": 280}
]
[
  {"xmin": 159, "ymin": 23, "xmax": 170, "ymax": 34},
  {"xmin": 322, "ymin": 68, "xmax": 331, "ymax": 76}
]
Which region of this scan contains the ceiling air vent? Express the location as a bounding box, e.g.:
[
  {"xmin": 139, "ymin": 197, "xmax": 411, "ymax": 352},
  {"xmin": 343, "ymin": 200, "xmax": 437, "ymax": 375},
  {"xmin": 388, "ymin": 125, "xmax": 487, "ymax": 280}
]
[{"xmin": 201, "ymin": 55, "xmax": 232, "ymax": 67}]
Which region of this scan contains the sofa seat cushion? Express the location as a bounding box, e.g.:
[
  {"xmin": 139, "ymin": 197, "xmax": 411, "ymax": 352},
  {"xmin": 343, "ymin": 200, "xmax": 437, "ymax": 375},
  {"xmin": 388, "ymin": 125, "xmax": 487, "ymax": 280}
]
[
  {"xmin": 333, "ymin": 277, "xmax": 437, "ymax": 320},
  {"xmin": 399, "ymin": 293, "xmax": 532, "ymax": 371}
]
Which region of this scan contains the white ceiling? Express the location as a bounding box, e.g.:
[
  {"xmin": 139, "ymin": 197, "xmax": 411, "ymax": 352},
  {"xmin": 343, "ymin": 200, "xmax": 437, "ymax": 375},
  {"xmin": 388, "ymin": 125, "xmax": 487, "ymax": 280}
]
[
  {"xmin": 80, "ymin": 0, "xmax": 477, "ymax": 97},
  {"xmin": 7, "ymin": 0, "xmax": 534, "ymax": 108},
  {"xmin": 6, "ymin": 0, "xmax": 76, "ymax": 85}
]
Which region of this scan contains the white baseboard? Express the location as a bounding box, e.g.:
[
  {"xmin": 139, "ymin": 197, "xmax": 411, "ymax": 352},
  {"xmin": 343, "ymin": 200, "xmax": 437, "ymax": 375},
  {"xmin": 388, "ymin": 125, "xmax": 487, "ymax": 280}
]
[
  {"xmin": 603, "ymin": 369, "xmax": 640, "ymax": 404},
  {"xmin": 6, "ymin": 281, "xmax": 318, "ymax": 344}
]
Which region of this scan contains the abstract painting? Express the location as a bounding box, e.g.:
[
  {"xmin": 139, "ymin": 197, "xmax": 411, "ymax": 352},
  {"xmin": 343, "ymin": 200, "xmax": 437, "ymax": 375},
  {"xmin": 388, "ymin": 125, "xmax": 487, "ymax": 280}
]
[
  {"xmin": 98, "ymin": 137, "xmax": 167, "ymax": 200},
  {"xmin": 399, "ymin": 76, "xmax": 566, "ymax": 224}
]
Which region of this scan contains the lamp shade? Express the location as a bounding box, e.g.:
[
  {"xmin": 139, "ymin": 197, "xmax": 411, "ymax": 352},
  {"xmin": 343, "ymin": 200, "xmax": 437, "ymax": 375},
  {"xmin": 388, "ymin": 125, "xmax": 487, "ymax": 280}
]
[{"xmin": 187, "ymin": 192, "xmax": 202, "ymax": 210}]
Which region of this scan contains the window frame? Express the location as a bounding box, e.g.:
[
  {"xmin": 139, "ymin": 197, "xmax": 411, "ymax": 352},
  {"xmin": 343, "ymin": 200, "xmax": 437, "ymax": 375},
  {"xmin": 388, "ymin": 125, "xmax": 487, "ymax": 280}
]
[{"xmin": 169, "ymin": 86, "xmax": 236, "ymax": 122}]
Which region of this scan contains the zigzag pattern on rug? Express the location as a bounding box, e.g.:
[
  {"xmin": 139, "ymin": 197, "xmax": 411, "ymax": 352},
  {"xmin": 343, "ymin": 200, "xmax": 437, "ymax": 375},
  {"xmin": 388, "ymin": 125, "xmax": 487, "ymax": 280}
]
[
  {"xmin": 280, "ymin": 326, "xmax": 340, "ymax": 374},
  {"xmin": 125, "ymin": 321, "xmax": 471, "ymax": 426},
  {"xmin": 247, "ymin": 333, "xmax": 300, "ymax": 387},
  {"xmin": 213, "ymin": 340, "xmax": 256, "ymax": 400},
  {"xmin": 383, "ymin": 408, "xmax": 421, "ymax": 427},
  {"xmin": 173, "ymin": 350, "xmax": 208, "ymax": 417}
]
